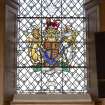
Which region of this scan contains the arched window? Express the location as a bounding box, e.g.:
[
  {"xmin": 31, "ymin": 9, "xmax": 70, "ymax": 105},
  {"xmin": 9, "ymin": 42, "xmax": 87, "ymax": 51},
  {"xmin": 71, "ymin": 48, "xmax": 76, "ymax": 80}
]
[{"xmin": 17, "ymin": 0, "xmax": 87, "ymax": 94}]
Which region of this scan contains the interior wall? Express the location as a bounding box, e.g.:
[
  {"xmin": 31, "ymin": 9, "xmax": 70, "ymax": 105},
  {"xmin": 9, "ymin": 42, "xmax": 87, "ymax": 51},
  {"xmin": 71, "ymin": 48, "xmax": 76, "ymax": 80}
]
[
  {"xmin": 0, "ymin": 0, "xmax": 105, "ymax": 104},
  {"xmin": 0, "ymin": 0, "xmax": 5, "ymax": 105},
  {"xmin": 0, "ymin": 0, "xmax": 18, "ymax": 105},
  {"xmin": 99, "ymin": 1, "xmax": 105, "ymax": 31},
  {"xmin": 85, "ymin": 0, "xmax": 105, "ymax": 99},
  {"xmin": 85, "ymin": 0, "xmax": 99, "ymax": 98},
  {"xmin": 4, "ymin": 0, "xmax": 18, "ymax": 104}
]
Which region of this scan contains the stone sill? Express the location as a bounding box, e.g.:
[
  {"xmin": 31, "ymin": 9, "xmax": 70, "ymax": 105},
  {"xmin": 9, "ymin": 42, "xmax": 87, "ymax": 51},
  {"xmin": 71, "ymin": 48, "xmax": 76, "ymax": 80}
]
[{"xmin": 12, "ymin": 93, "xmax": 93, "ymax": 104}]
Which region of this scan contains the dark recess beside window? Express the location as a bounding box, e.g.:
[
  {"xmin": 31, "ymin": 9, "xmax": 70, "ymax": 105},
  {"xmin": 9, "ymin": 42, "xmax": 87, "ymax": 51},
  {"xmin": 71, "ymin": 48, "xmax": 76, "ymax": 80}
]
[{"xmin": 95, "ymin": 32, "xmax": 105, "ymax": 98}]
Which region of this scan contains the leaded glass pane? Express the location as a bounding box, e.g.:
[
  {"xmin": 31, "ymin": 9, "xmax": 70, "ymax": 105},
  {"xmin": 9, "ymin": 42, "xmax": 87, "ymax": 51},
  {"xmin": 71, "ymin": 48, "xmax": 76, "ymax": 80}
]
[{"xmin": 17, "ymin": 0, "xmax": 87, "ymax": 94}]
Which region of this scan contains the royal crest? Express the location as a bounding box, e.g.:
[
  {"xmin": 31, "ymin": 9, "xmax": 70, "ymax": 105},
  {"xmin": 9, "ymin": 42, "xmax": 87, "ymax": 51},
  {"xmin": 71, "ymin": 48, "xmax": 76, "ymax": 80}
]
[{"xmin": 27, "ymin": 18, "xmax": 78, "ymax": 70}]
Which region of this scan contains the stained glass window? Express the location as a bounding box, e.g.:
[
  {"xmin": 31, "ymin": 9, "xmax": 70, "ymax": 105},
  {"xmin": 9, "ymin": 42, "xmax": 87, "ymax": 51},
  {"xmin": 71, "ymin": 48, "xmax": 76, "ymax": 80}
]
[{"xmin": 17, "ymin": 0, "xmax": 87, "ymax": 94}]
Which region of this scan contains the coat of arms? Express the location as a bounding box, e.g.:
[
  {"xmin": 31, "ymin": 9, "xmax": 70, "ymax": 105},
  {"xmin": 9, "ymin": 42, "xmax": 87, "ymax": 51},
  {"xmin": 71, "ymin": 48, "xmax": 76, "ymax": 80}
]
[{"xmin": 27, "ymin": 18, "xmax": 78, "ymax": 72}]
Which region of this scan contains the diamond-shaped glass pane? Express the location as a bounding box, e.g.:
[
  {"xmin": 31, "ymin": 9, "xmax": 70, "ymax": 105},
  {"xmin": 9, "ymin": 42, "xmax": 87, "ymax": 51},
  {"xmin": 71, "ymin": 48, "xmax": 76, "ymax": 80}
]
[
  {"xmin": 17, "ymin": 0, "xmax": 87, "ymax": 94},
  {"xmin": 19, "ymin": 0, "xmax": 41, "ymax": 17},
  {"xmin": 42, "ymin": 0, "xmax": 61, "ymax": 17},
  {"xmin": 62, "ymin": 0, "xmax": 84, "ymax": 17}
]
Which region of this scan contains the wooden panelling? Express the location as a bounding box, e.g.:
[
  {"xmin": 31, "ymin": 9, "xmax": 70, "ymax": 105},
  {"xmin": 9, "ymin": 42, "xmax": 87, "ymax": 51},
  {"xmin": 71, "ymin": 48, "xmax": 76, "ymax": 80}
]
[
  {"xmin": 95, "ymin": 32, "xmax": 105, "ymax": 98},
  {"xmin": 99, "ymin": 99, "xmax": 105, "ymax": 105},
  {"xmin": 95, "ymin": 98, "xmax": 105, "ymax": 105},
  {"xmin": 99, "ymin": 3, "xmax": 105, "ymax": 31},
  {"xmin": 0, "ymin": 0, "xmax": 5, "ymax": 104}
]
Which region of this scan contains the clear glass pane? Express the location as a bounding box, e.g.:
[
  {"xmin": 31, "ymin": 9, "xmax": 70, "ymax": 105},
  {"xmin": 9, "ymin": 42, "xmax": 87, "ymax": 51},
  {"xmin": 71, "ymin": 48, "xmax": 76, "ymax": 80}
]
[
  {"xmin": 42, "ymin": 0, "xmax": 61, "ymax": 17},
  {"xmin": 62, "ymin": 0, "xmax": 84, "ymax": 17},
  {"xmin": 18, "ymin": 0, "xmax": 41, "ymax": 17}
]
